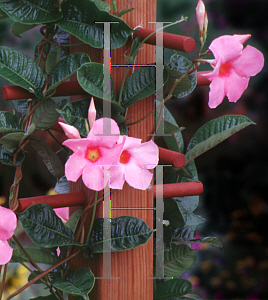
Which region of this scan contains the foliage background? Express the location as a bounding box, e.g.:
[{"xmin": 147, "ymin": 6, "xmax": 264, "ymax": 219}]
[{"xmin": 0, "ymin": 0, "xmax": 267, "ymax": 299}]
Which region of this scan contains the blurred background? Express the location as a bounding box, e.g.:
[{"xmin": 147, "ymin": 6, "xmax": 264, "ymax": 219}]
[{"xmin": 0, "ymin": 0, "xmax": 267, "ymax": 299}]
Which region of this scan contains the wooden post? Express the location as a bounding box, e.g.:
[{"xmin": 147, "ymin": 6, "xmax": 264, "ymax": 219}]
[{"xmin": 68, "ymin": 1, "xmax": 156, "ymax": 299}]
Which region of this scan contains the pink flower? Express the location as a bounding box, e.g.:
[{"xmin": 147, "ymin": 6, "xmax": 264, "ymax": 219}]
[
  {"xmin": 110, "ymin": 136, "xmax": 159, "ymax": 190},
  {"xmin": 63, "ymin": 118, "xmax": 123, "ymax": 191},
  {"xmin": 88, "ymin": 97, "xmax": 96, "ymax": 129},
  {"xmin": 0, "ymin": 206, "xmax": 17, "ymax": 265},
  {"xmin": 54, "ymin": 207, "xmax": 69, "ymax": 222},
  {"xmin": 59, "ymin": 122, "xmax": 80, "ymax": 139},
  {"xmin": 202, "ymin": 34, "xmax": 264, "ymax": 108},
  {"xmin": 196, "ymin": 0, "xmax": 206, "ymax": 37}
]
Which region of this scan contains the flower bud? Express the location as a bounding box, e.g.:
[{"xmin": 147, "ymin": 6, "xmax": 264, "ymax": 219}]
[
  {"xmin": 196, "ymin": 0, "xmax": 206, "ymax": 37},
  {"xmin": 88, "ymin": 97, "xmax": 96, "ymax": 129},
  {"xmin": 58, "ymin": 122, "xmax": 80, "ymax": 139}
]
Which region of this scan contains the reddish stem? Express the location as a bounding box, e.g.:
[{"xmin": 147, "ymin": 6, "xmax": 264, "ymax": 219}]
[
  {"xmin": 133, "ymin": 28, "xmax": 196, "ymax": 53},
  {"xmin": 154, "ymin": 181, "xmax": 203, "ymax": 198},
  {"xmin": 158, "ymin": 147, "xmax": 186, "ymax": 168},
  {"xmin": 196, "ymin": 71, "xmax": 211, "ymax": 86},
  {"xmin": 15, "ymin": 191, "xmax": 86, "ymax": 213}
]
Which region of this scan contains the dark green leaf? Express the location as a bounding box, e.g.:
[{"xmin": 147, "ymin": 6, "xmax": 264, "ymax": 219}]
[
  {"xmin": 31, "ymin": 140, "xmax": 64, "ymax": 180},
  {"xmin": 164, "ymin": 225, "xmax": 173, "ymax": 251},
  {"xmin": 91, "ymin": 0, "xmax": 110, "ymax": 12},
  {"xmin": 0, "ymin": 46, "xmax": 46, "ymax": 99},
  {"xmin": 0, "ymin": 131, "xmax": 24, "ymax": 152},
  {"xmin": 124, "ymin": 36, "xmax": 140, "ymax": 64},
  {"xmin": 52, "ymin": 268, "xmax": 94, "ymax": 299},
  {"xmin": 0, "ymin": 111, "xmax": 17, "ymax": 131},
  {"xmin": 45, "ymin": 53, "xmax": 90, "ymax": 97},
  {"xmin": 190, "ymin": 236, "xmax": 223, "ymax": 249},
  {"xmin": 54, "ymin": 175, "xmax": 69, "ymax": 194},
  {"xmin": 178, "ymin": 294, "xmax": 203, "ymax": 300},
  {"xmin": 178, "ymin": 161, "xmax": 198, "ymax": 182},
  {"xmin": 18, "ymin": 203, "xmax": 82, "ymax": 248},
  {"xmin": 117, "ymin": 7, "xmax": 134, "ymax": 17},
  {"xmin": 13, "ymin": 99, "xmax": 28, "ymax": 114},
  {"xmin": 45, "ymin": 47, "xmax": 62, "ymax": 75},
  {"xmin": 0, "ymin": 0, "xmax": 63, "ymax": 24},
  {"xmin": 77, "ymin": 62, "xmax": 115, "ymax": 101},
  {"xmin": 58, "ymin": 0, "xmax": 134, "ymax": 49},
  {"xmin": 65, "ymin": 208, "xmax": 83, "ymax": 233},
  {"xmin": 86, "ymin": 216, "xmax": 154, "ymax": 254},
  {"xmin": 32, "ymin": 98, "xmax": 60, "ymax": 131},
  {"xmin": 164, "ymin": 198, "xmax": 185, "ymax": 228},
  {"xmin": 185, "ymin": 115, "xmax": 255, "ymax": 164},
  {"xmin": 154, "ymin": 278, "xmax": 193, "ymax": 299},
  {"xmin": 29, "ymin": 294, "xmax": 58, "ymax": 300},
  {"xmin": 0, "ymin": 145, "xmax": 24, "ymax": 166},
  {"xmin": 166, "ymin": 54, "xmax": 197, "ymax": 98},
  {"xmin": 174, "ymin": 196, "xmax": 199, "ymax": 213},
  {"xmin": 0, "ymin": 8, "xmax": 8, "ymax": 20},
  {"xmin": 173, "ymin": 226, "xmax": 196, "ymax": 242},
  {"xmin": 164, "ymin": 244, "xmax": 196, "ymax": 277},
  {"xmin": 11, "ymin": 22, "xmax": 37, "ymax": 38}
]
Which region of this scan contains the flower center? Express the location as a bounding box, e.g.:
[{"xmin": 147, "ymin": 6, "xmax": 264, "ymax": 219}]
[
  {"xmin": 119, "ymin": 150, "xmax": 131, "ymax": 164},
  {"xmin": 86, "ymin": 147, "xmax": 101, "ymax": 162},
  {"xmin": 219, "ymin": 62, "xmax": 232, "ymax": 77}
]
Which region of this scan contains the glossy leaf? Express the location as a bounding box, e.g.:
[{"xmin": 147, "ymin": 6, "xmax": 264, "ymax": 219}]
[
  {"xmin": 191, "ymin": 236, "xmax": 223, "ymax": 249},
  {"xmin": 0, "ymin": 111, "xmax": 18, "ymax": 131},
  {"xmin": 52, "ymin": 268, "xmax": 94, "ymax": 300},
  {"xmin": 173, "ymin": 226, "xmax": 197, "ymax": 242},
  {"xmin": 45, "ymin": 53, "xmax": 90, "ymax": 97},
  {"xmin": 0, "ymin": 145, "xmax": 24, "ymax": 166},
  {"xmin": 91, "ymin": 0, "xmax": 110, "ymax": 12},
  {"xmin": 164, "ymin": 198, "xmax": 185, "ymax": 228},
  {"xmin": 12, "ymin": 247, "xmax": 59, "ymax": 265},
  {"xmin": 0, "ymin": 0, "xmax": 63, "ymax": 24},
  {"xmin": 164, "ymin": 244, "xmax": 196, "ymax": 277},
  {"xmin": 0, "ymin": 46, "xmax": 46, "ymax": 99},
  {"xmin": 174, "ymin": 196, "xmax": 199, "ymax": 213},
  {"xmin": 154, "ymin": 278, "xmax": 193, "ymax": 299},
  {"xmin": 13, "ymin": 99, "xmax": 28, "ymax": 114},
  {"xmin": 45, "ymin": 47, "xmax": 61, "ymax": 75},
  {"xmin": 65, "ymin": 208, "xmax": 83, "ymax": 233},
  {"xmin": 0, "ymin": 131, "xmax": 24, "ymax": 152},
  {"xmin": 166, "ymin": 54, "xmax": 197, "ymax": 98},
  {"xmin": 11, "ymin": 22, "xmax": 37, "ymax": 38},
  {"xmin": 58, "ymin": 97, "xmax": 103, "ymax": 137},
  {"xmin": 58, "ymin": 0, "xmax": 134, "ymax": 49},
  {"xmin": 31, "ymin": 140, "xmax": 65, "ymax": 180},
  {"xmin": 120, "ymin": 66, "xmax": 168, "ymax": 108},
  {"xmin": 186, "ymin": 115, "xmax": 255, "ymax": 164},
  {"xmin": 32, "ymin": 98, "xmax": 60, "ymax": 131},
  {"xmin": 18, "ymin": 203, "xmax": 81, "ymax": 248},
  {"xmin": 86, "ymin": 216, "xmax": 154, "ymax": 254},
  {"xmin": 77, "ymin": 62, "xmax": 115, "ymax": 101},
  {"xmin": 54, "ymin": 175, "xmax": 69, "ymax": 194}
]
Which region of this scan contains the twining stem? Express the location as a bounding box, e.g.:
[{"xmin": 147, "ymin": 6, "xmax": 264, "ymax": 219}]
[
  {"xmin": 86, "ymin": 191, "xmax": 99, "ymax": 245},
  {"xmin": 6, "ymin": 251, "xmax": 80, "ymax": 300}
]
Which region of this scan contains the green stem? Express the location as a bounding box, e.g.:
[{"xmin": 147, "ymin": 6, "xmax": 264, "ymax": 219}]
[
  {"xmin": 86, "ymin": 191, "xmax": 98, "ymax": 245},
  {"xmin": 46, "ymin": 129, "xmax": 69, "ymax": 153}
]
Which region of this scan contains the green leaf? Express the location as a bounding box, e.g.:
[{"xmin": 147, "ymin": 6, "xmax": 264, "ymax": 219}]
[
  {"xmin": 0, "ymin": 0, "xmax": 63, "ymax": 24},
  {"xmin": 86, "ymin": 216, "xmax": 154, "ymax": 254},
  {"xmin": 45, "ymin": 47, "xmax": 62, "ymax": 75},
  {"xmin": 54, "ymin": 175, "xmax": 69, "ymax": 194},
  {"xmin": 29, "ymin": 295, "xmax": 58, "ymax": 300},
  {"xmin": 0, "ymin": 111, "xmax": 18, "ymax": 131},
  {"xmin": 120, "ymin": 66, "xmax": 168, "ymax": 108},
  {"xmin": 18, "ymin": 203, "xmax": 82, "ymax": 248},
  {"xmin": 31, "ymin": 140, "xmax": 64, "ymax": 180},
  {"xmin": 11, "ymin": 22, "xmax": 37, "ymax": 38},
  {"xmin": 58, "ymin": 0, "xmax": 134, "ymax": 49},
  {"xmin": 45, "ymin": 53, "xmax": 90, "ymax": 97},
  {"xmin": 0, "ymin": 131, "xmax": 24, "ymax": 152},
  {"xmin": 173, "ymin": 226, "xmax": 196, "ymax": 242},
  {"xmin": 12, "ymin": 247, "xmax": 60, "ymax": 265},
  {"xmin": 154, "ymin": 278, "xmax": 193, "ymax": 299},
  {"xmin": 32, "ymin": 98, "xmax": 60, "ymax": 131},
  {"xmin": 0, "ymin": 145, "xmax": 24, "ymax": 166},
  {"xmin": 174, "ymin": 196, "xmax": 199, "ymax": 213},
  {"xmin": 77, "ymin": 62, "xmax": 115, "ymax": 101},
  {"xmin": 0, "ymin": 8, "xmax": 8, "ymax": 20},
  {"xmin": 65, "ymin": 208, "xmax": 83, "ymax": 233},
  {"xmin": 124, "ymin": 36, "xmax": 140, "ymax": 64},
  {"xmin": 13, "ymin": 99, "xmax": 28, "ymax": 114},
  {"xmin": 0, "ymin": 46, "xmax": 46, "ymax": 99},
  {"xmin": 166, "ymin": 54, "xmax": 197, "ymax": 98},
  {"xmin": 185, "ymin": 115, "xmax": 255, "ymax": 164},
  {"xmin": 52, "ymin": 268, "xmax": 94, "ymax": 300},
  {"xmin": 90, "ymin": 0, "xmax": 110, "ymax": 12},
  {"xmin": 164, "ymin": 198, "xmax": 185, "ymax": 228},
  {"xmin": 164, "ymin": 244, "xmax": 196, "ymax": 277},
  {"xmin": 178, "ymin": 294, "xmax": 203, "ymax": 300},
  {"xmin": 191, "ymin": 236, "xmax": 223, "ymax": 249},
  {"xmin": 57, "ymin": 97, "xmax": 103, "ymax": 137}
]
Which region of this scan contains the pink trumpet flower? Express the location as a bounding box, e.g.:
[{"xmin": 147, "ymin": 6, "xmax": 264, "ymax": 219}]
[
  {"xmin": 202, "ymin": 34, "xmax": 264, "ymax": 108},
  {"xmin": 63, "ymin": 118, "xmax": 123, "ymax": 191},
  {"xmin": 54, "ymin": 207, "xmax": 69, "ymax": 222},
  {"xmin": 88, "ymin": 97, "xmax": 96, "ymax": 129},
  {"xmin": 0, "ymin": 206, "xmax": 17, "ymax": 265},
  {"xmin": 58, "ymin": 122, "xmax": 81, "ymax": 139},
  {"xmin": 110, "ymin": 136, "xmax": 159, "ymax": 190}
]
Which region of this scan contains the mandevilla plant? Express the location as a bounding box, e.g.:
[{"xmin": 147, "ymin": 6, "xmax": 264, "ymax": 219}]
[{"xmin": 0, "ymin": 0, "xmax": 264, "ymax": 299}]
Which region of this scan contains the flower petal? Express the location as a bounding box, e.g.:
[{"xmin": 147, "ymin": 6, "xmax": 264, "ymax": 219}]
[
  {"xmin": 65, "ymin": 151, "xmax": 89, "ymax": 182},
  {"xmin": 208, "ymin": 76, "xmax": 226, "ymax": 108},
  {"xmin": 124, "ymin": 161, "xmax": 153, "ymax": 190},
  {"xmin": 82, "ymin": 163, "xmax": 106, "ymax": 191},
  {"xmin": 225, "ymin": 70, "xmax": 249, "ymax": 103},
  {"xmin": 131, "ymin": 140, "xmax": 159, "ymax": 169},
  {"xmin": 63, "ymin": 138, "xmax": 91, "ymax": 153},
  {"xmin": 54, "ymin": 207, "xmax": 69, "ymax": 221},
  {"xmin": 233, "ymin": 34, "xmax": 251, "ymax": 45},
  {"xmin": 230, "ymin": 45, "xmax": 264, "ymax": 77},
  {"xmin": 0, "ymin": 206, "xmax": 17, "ymax": 240},
  {"xmin": 97, "ymin": 143, "xmax": 125, "ymax": 166},
  {"xmin": 209, "ymin": 35, "xmax": 243, "ymax": 63},
  {"xmin": 0, "ymin": 240, "xmax": 13, "ymax": 265},
  {"xmin": 110, "ymin": 164, "xmax": 125, "ymax": 189},
  {"xmin": 58, "ymin": 122, "xmax": 81, "ymax": 139}
]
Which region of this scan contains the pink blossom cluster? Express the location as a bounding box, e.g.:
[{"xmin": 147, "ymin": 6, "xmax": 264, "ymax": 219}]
[{"xmin": 59, "ymin": 104, "xmax": 158, "ymax": 191}]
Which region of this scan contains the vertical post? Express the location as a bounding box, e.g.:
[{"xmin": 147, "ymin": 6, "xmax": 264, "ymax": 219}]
[{"xmin": 68, "ymin": 0, "xmax": 156, "ymax": 299}]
